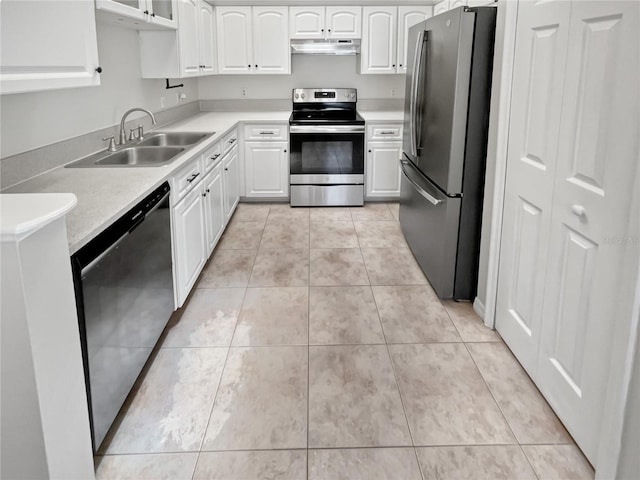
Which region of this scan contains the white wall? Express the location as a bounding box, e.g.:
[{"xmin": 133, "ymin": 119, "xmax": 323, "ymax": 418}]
[
  {"xmin": 0, "ymin": 20, "xmax": 198, "ymax": 159},
  {"xmin": 198, "ymin": 55, "xmax": 405, "ymax": 100}
]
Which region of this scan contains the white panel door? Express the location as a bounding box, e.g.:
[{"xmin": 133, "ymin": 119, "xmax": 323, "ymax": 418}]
[
  {"xmin": 173, "ymin": 186, "xmax": 206, "ymax": 307},
  {"xmin": 223, "ymin": 147, "xmax": 240, "ymax": 221},
  {"xmin": 361, "ymin": 7, "xmax": 397, "ymax": 74},
  {"xmin": 495, "ymin": 0, "xmax": 571, "ymax": 376},
  {"xmin": 326, "ymin": 6, "xmax": 362, "ymax": 39},
  {"xmin": 203, "ymin": 163, "xmax": 225, "ymax": 255},
  {"xmin": 253, "ymin": 7, "xmax": 290, "ymax": 74},
  {"xmin": 289, "ymin": 7, "xmax": 325, "ymax": 39},
  {"xmin": 199, "ymin": 1, "xmax": 216, "ymax": 74},
  {"xmin": 178, "ymin": 0, "xmax": 200, "ymax": 77},
  {"xmin": 536, "ymin": 0, "xmax": 639, "ymax": 462},
  {"xmin": 216, "ymin": 6, "xmax": 252, "ymax": 74},
  {"xmin": 245, "ymin": 142, "xmax": 289, "ymax": 198},
  {"xmin": 366, "ymin": 142, "xmax": 402, "ymax": 198},
  {"xmin": 397, "ymin": 6, "xmax": 432, "ymax": 74},
  {"xmin": 0, "ymin": 1, "xmax": 101, "ymax": 94}
]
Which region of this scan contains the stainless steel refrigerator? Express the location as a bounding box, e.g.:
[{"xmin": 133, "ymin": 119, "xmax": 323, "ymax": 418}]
[{"xmin": 400, "ymin": 6, "xmax": 496, "ymax": 300}]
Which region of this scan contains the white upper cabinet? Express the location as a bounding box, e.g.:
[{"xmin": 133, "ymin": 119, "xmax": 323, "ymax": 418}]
[
  {"xmin": 199, "ymin": 2, "xmax": 216, "ymax": 74},
  {"xmin": 433, "ymin": 1, "xmax": 451, "ymax": 16},
  {"xmin": 217, "ymin": 6, "xmax": 289, "ymax": 75},
  {"xmin": 139, "ymin": 0, "xmax": 214, "ymax": 78},
  {"xmin": 0, "ymin": 1, "xmax": 101, "ymax": 95},
  {"xmin": 361, "ymin": 7, "xmax": 398, "ymax": 74},
  {"xmin": 289, "ymin": 7, "xmax": 325, "ymax": 39},
  {"xmin": 397, "ymin": 6, "xmax": 432, "ymax": 74},
  {"xmin": 252, "ymin": 7, "xmax": 290, "ymax": 74},
  {"xmin": 361, "ymin": 6, "xmax": 432, "ymax": 75},
  {"xmin": 178, "ymin": 0, "xmax": 201, "ymax": 77},
  {"xmin": 290, "ymin": 6, "xmax": 361, "ymax": 39},
  {"xmin": 96, "ymin": 0, "xmax": 178, "ymax": 29},
  {"xmin": 325, "ymin": 7, "xmax": 362, "ymax": 39},
  {"xmin": 216, "ymin": 6, "xmax": 253, "ymax": 74}
]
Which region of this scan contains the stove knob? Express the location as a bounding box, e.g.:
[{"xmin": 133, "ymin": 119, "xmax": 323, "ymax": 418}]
[
  {"xmin": 344, "ymin": 93, "xmax": 349, "ymax": 98},
  {"xmin": 295, "ymin": 93, "xmax": 299, "ymax": 99},
  {"xmin": 300, "ymin": 93, "xmax": 306, "ymax": 99},
  {"xmin": 350, "ymin": 93, "xmax": 356, "ymax": 99}
]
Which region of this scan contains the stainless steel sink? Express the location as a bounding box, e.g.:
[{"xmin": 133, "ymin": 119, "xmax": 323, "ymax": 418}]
[
  {"xmin": 137, "ymin": 132, "xmax": 210, "ymax": 147},
  {"xmin": 67, "ymin": 146, "xmax": 185, "ymax": 168},
  {"xmin": 66, "ymin": 131, "xmax": 214, "ymax": 168}
]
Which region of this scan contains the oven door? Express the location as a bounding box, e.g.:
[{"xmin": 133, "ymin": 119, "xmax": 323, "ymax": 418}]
[{"xmin": 289, "ymin": 125, "xmax": 365, "ymax": 184}]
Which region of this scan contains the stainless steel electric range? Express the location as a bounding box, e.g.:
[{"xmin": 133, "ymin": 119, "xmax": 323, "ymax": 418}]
[{"xmin": 289, "ymin": 88, "xmax": 365, "ymax": 207}]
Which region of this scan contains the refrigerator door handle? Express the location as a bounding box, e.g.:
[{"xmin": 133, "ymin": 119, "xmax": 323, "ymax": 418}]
[
  {"xmin": 400, "ymin": 159, "xmax": 443, "ymax": 206},
  {"xmin": 410, "ymin": 30, "xmax": 426, "ymax": 157}
]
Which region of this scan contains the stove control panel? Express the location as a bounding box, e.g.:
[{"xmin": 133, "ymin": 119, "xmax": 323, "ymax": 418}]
[{"xmin": 292, "ymin": 88, "xmax": 357, "ymax": 103}]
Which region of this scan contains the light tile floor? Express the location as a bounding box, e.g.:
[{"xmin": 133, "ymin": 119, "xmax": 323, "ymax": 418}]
[{"xmin": 95, "ymin": 203, "xmax": 595, "ymax": 480}]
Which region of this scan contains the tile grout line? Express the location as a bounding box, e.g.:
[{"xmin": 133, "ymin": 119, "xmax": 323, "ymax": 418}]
[
  {"xmin": 519, "ymin": 444, "xmax": 542, "ymax": 480},
  {"xmin": 369, "ymin": 275, "xmax": 425, "ymax": 480},
  {"xmin": 461, "ymin": 341, "xmax": 521, "ymax": 447}
]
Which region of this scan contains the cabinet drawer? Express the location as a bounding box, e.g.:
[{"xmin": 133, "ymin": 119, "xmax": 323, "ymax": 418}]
[
  {"xmin": 172, "ymin": 157, "xmax": 203, "ymax": 202},
  {"xmin": 367, "ymin": 124, "xmax": 403, "ymax": 140},
  {"xmin": 203, "ymin": 141, "xmax": 223, "ymax": 172},
  {"xmin": 244, "ymin": 124, "xmax": 288, "ymax": 141},
  {"xmin": 222, "ymin": 128, "xmax": 238, "ymax": 154}
]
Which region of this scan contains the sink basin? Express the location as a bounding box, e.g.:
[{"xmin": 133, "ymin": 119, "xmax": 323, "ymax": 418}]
[
  {"xmin": 137, "ymin": 132, "xmax": 210, "ymax": 147},
  {"xmin": 95, "ymin": 146, "xmax": 185, "ymax": 166},
  {"xmin": 67, "ymin": 146, "xmax": 185, "ymax": 168}
]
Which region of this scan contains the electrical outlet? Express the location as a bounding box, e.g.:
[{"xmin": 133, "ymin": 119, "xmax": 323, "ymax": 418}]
[
  {"xmin": 241, "ymin": 87, "xmax": 248, "ymax": 98},
  {"xmin": 391, "ymin": 88, "xmax": 397, "ymax": 97},
  {"xmin": 160, "ymin": 96, "xmax": 166, "ymax": 109}
]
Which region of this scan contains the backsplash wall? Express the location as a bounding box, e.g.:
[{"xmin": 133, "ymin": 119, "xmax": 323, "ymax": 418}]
[
  {"xmin": 198, "ymin": 55, "xmax": 406, "ymax": 101},
  {"xmin": 0, "ymin": 20, "xmax": 198, "ymax": 159}
]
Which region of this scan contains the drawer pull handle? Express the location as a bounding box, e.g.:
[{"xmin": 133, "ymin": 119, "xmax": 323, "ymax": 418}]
[
  {"xmin": 260, "ymin": 131, "xmax": 274, "ymax": 135},
  {"xmin": 187, "ymin": 173, "xmax": 200, "ymax": 183},
  {"xmin": 211, "ymin": 154, "xmax": 220, "ymax": 160},
  {"xmin": 224, "ymin": 167, "xmax": 228, "ymax": 171},
  {"xmin": 229, "ymin": 138, "xmax": 236, "ymax": 144},
  {"xmin": 380, "ymin": 131, "xmax": 396, "ymax": 135}
]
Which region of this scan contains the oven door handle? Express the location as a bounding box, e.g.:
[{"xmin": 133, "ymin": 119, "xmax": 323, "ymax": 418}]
[{"xmin": 290, "ymin": 125, "xmax": 365, "ymax": 134}]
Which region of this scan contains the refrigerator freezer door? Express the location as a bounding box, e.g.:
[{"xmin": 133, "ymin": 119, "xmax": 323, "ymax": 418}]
[
  {"xmin": 399, "ymin": 158, "xmax": 461, "ymax": 298},
  {"xmin": 402, "ymin": 8, "xmax": 475, "ymax": 194}
]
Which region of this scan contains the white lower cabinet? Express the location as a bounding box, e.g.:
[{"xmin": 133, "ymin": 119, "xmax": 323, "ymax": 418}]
[
  {"xmin": 203, "ymin": 162, "xmax": 225, "ymax": 256},
  {"xmin": 223, "ymin": 145, "xmax": 240, "ymax": 222},
  {"xmin": 244, "ymin": 124, "xmax": 289, "ymax": 199},
  {"xmin": 366, "ymin": 123, "xmax": 403, "ymax": 198},
  {"xmin": 172, "ymin": 176, "xmax": 207, "ymax": 307}
]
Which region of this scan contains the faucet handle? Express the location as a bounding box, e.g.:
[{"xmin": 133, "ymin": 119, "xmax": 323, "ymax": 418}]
[
  {"xmin": 102, "ymin": 136, "xmax": 117, "ymax": 152},
  {"xmin": 128, "ymin": 128, "xmax": 137, "ymax": 141}
]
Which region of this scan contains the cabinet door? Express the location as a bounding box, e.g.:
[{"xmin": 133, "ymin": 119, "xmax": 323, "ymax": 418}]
[
  {"xmin": 178, "ymin": 0, "xmax": 200, "ymax": 77},
  {"xmin": 216, "ymin": 6, "xmax": 252, "ymax": 74},
  {"xmin": 96, "ymin": 0, "xmax": 147, "ymax": 21},
  {"xmin": 223, "ymin": 147, "xmax": 240, "ymax": 221},
  {"xmin": 397, "ymin": 6, "xmax": 431, "ymax": 74},
  {"xmin": 199, "ymin": 1, "xmax": 216, "ymax": 74},
  {"xmin": 536, "ymin": 0, "xmax": 639, "ymax": 463},
  {"xmin": 495, "ymin": 0, "xmax": 571, "ymax": 377},
  {"xmin": 253, "ymin": 7, "xmax": 290, "ymax": 74},
  {"xmin": 203, "ymin": 163, "xmax": 225, "ymax": 255},
  {"xmin": 326, "ymin": 6, "xmax": 362, "ymax": 39},
  {"xmin": 0, "ymin": 1, "xmax": 101, "ymax": 94},
  {"xmin": 361, "ymin": 7, "xmax": 397, "ymax": 74},
  {"xmin": 366, "ymin": 142, "xmax": 402, "ymax": 198},
  {"xmin": 149, "ymin": 0, "xmax": 178, "ymax": 28},
  {"xmin": 173, "ymin": 186, "xmax": 206, "ymax": 307},
  {"xmin": 449, "ymin": 0, "xmax": 468, "ymax": 9},
  {"xmin": 289, "ymin": 7, "xmax": 325, "ymax": 39},
  {"xmin": 433, "ymin": 1, "xmax": 451, "ymax": 16},
  {"xmin": 245, "ymin": 142, "xmax": 289, "ymax": 198}
]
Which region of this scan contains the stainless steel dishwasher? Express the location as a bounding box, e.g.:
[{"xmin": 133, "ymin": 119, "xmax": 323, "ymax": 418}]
[{"xmin": 71, "ymin": 182, "xmax": 174, "ymax": 451}]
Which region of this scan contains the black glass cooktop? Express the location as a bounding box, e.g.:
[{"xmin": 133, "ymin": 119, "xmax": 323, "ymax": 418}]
[{"xmin": 290, "ymin": 104, "xmax": 365, "ymax": 125}]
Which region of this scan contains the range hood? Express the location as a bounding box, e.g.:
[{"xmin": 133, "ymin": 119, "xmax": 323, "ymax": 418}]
[{"xmin": 291, "ymin": 39, "xmax": 360, "ymax": 55}]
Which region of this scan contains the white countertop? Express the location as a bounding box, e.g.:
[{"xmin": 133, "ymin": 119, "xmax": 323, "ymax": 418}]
[
  {"xmin": 0, "ymin": 193, "xmax": 77, "ymax": 242},
  {"xmin": 4, "ymin": 109, "xmax": 401, "ymax": 254},
  {"xmin": 359, "ymin": 111, "xmax": 404, "ymax": 122}
]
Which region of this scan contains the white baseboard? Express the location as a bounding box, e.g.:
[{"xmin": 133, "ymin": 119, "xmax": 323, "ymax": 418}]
[{"xmin": 473, "ymin": 297, "xmax": 486, "ymax": 321}]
